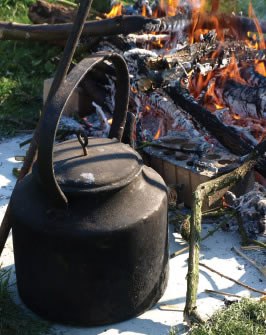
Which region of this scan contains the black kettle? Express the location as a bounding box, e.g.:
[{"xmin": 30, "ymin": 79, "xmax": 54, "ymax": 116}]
[{"xmin": 10, "ymin": 53, "xmax": 169, "ymax": 326}]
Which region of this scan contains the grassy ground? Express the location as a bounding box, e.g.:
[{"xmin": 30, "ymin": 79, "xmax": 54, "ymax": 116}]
[
  {"xmin": 188, "ymin": 299, "xmax": 266, "ymax": 335},
  {"xmin": 0, "ymin": 0, "xmax": 61, "ymax": 136}
]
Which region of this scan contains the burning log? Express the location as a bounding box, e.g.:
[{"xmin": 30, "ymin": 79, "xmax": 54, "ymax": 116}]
[
  {"xmin": 0, "ymin": 14, "xmax": 189, "ymax": 42},
  {"xmin": 188, "ymin": 13, "xmax": 266, "ymax": 40},
  {"xmin": 165, "ymin": 84, "xmax": 266, "ymax": 177},
  {"xmin": 240, "ymin": 65, "xmax": 266, "ymax": 87},
  {"xmin": 165, "ymin": 85, "xmax": 251, "ymax": 155},
  {"xmin": 2, "ymin": 9, "xmax": 266, "ymax": 43},
  {"xmin": 216, "ymin": 79, "xmax": 266, "ymax": 119},
  {"xmin": 127, "ymin": 33, "xmax": 170, "ymax": 45}
]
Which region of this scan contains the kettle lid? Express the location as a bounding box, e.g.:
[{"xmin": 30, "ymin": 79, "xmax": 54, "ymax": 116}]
[{"xmin": 52, "ymin": 137, "xmax": 143, "ymax": 194}]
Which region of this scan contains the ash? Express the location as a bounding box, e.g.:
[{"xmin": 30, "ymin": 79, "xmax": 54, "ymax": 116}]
[{"xmin": 229, "ymin": 183, "xmax": 266, "ymax": 240}]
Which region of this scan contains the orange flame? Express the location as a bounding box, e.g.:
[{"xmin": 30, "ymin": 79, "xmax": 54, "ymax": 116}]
[
  {"xmin": 248, "ymin": 2, "xmax": 265, "ymax": 50},
  {"xmin": 255, "ymin": 60, "xmax": 266, "ymax": 77},
  {"xmin": 190, "ymin": 55, "xmax": 247, "ymax": 111},
  {"xmin": 105, "ymin": 3, "xmax": 122, "ymax": 18},
  {"xmin": 142, "ymin": 5, "xmax": 147, "ymax": 17},
  {"xmin": 204, "ymin": 81, "xmax": 224, "ymax": 111},
  {"xmin": 189, "ymin": 71, "xmax": 214, "ymax": 99},
  {"xmin": 154, "ymin": 127, "xmax": 161, "ymax": 139},
  {"xmin": 166, "ymin": 0, "xmax": 180, "ymax": 17},
  {"xmin": 188, "ymin": 0, "xmax": 225, "ymax": 44},
  {"xmin": 218, "ymin": 55, "xmax": 246, "ymax": 86}
]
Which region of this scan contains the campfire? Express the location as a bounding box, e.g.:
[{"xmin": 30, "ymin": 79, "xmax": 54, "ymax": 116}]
[
  {"xmin": 1, "ymin": 0, "xmax": 266, "ymax": 229},
  {"xmin": 36, "ymin": 0, "xmax": 266, "ymax": 226},
  {"xmin": 0, "ymin": 0, "xmax": 265, "ymax": 328}
]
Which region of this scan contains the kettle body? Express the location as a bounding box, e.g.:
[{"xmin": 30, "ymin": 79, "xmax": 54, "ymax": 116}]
[{"xmin": 9, "ymin": 54, "xmax": 169, "ymax": 326}]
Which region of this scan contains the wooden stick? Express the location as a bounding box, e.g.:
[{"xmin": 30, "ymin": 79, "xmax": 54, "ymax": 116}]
[
  {"xmin": 200, "ymin": 262, "xmax": 266, "ymax": 295},
  {"xmin": 184, "ymin": 138, "xmax": 266, "ymax": 324},
  {"xmin": 205, "ymin": 289, "xmax": 245, "ymax": 299},
  {"xmin": 0, "ymin": 16, "xmax": 164, "ymax": 42},
  {"xmin": 56, "ymin": 0, "xmax": 77, "ymax": 8},
  {"xmin": 170, "ymin": 246, "xmax": 189, "ymax": 259},
  {"xmin": 0, "ymin": 0, "xmax": 94, "ymax": 256},
  {"xmin": 170, "ymin": 220, "xmax": 226, "ymax": 258},
  {"xmin": 233, "ymin": 246, "xmax": 266, "ymax": 277},
  {"xmin": 1, "ymin": 12, "xmax": 265, "ymax": 43}
]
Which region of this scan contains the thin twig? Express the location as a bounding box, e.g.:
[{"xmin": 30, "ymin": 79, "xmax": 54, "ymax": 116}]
[
  {"xmin": 170, "ymin": 246, "xmax": 189, "ymax": 259},
  {"xmin": 199, "ymin": 262, "xmax": 266, "ymax": 295},
  {"xmin": 233, "ymin": 246, "xmax": 266, "ymax": 277},
  {"xmin": 170, "ymin": 220, "xmax": 226, "ymax": 258},
  {"xmin": 205, "ymin": 289, "xmax": 245, "ymax": 299},
  {"xmin": 56, "ymin": 0, "xmax": 77, "ymax": 8}
]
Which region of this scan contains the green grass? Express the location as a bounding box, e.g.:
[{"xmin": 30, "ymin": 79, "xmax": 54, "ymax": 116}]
[
  {"xmin": 0, "ymin": 268, "xmax": 51, "ymax": 335},
  {"xmin": 188, "ymin": 299, "xmax": 266, "ymax": 335},
  {"xmin": 0, "ymin": 1, "xmax": 61, "ymax": 136}
]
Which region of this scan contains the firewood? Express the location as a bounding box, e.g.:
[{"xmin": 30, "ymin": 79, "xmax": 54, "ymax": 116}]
[
  {"xmin": 205, "ymin": 289, "xmax": 243, "ymax": 298},
  {"xmin": 193, "ymin": 13, "xmax": 266, "ymax": 38},
  {"xmin": 0, "ymin": 15, "xmax": 186, "ymax": 42},
  {"xmin": 127, "ymin": 33, "xmax": 170, "ymax": 44},
  {"xmin": 216, "ymin": 79, "xmax": 266, "ymax": 118},
  {"xmin": 166, "ymin": 84, "xmax": 266, "ymax": 178},
  {"xmin": 165, "ymin": 85, "xmax": 251, "ymax": 155},
  {"xmin": 240, "ymin": 66, "xmax": 266, "ymax": 88},
  {"xmin": 1, "ymin": 10, "xmax": 266, "ymax": 43},
  {"xmin": 199, "ymin": 262, "xmax": 266, "ymax": 294}
]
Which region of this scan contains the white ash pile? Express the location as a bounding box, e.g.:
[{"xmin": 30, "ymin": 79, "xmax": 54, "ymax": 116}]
[{"xmin": 226, "ymin": 183, "xmax": 266, "ymax": 240}]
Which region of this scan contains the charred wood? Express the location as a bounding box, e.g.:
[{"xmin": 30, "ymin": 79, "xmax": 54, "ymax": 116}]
[
  {"xmin": 192, "ymin": 14, "xmax": 266, "ymax": 38},
  {"xmin": 165, "ymin": 85, "xmax": 251, "ymax": 155},
  {"xmin": 1, "ymin": 12, "xmax": 266, "ymax": 43},
  {"xmin": 27, "ymin": 0, "xmax": 266, "ymax": 37},
  {"xmin": 240, "ymin": 66, "xmax": 266, "ymax": 87},
  {"xmin": 127, "ymin": 33, "xmax": 170, "ymax": 45},
  {"xmin": 217, "ymin": 79, "xmax": 266, "ymax": 118},
  {"xmin": 0, "ymin": 15, "xmax": 187, "ymax": 42},
  {"xmin": 166, "ymin": 85, "xmax": 266, "ymax": 177}
]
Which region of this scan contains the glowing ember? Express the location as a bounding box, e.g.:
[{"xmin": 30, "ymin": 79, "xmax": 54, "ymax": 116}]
[
  {"xmin": 131, "ymin": 86, "xmax": 138, "ymax": 94},
  {"xmin": 166, "ymin": 0, "xmax": 180, "ymax": 17},
  {"xmin": 154, "ymin": 127, "xmax": 161, "ymax": 139},
  {"xmin": 105, "ymin": 3, "xmax": 123, "ymax": 18},
  {"xmin": 204, "ymin": 81, "xmax": 224, "ymax": 111},
  {"xmin": 188, "ymin": 0, "xmax": 207, "ymax": 44},
  {"xmin": 255, "ymin": 61, "xmax": 266, "ymax": 77},
  {"xmin": 232, "ymin": 114, "xmax": 241, "ymax": 120},
  {"xmin": 219, "ymin": 55, "xmax": 246, "ymax": 86},
  {"xmin": 142, "ymin": 4, "xmax": 147, "ymax": 17},
  {"xmin": 189, "ymin": 55, "xmax": 249, "ymax": 111}
]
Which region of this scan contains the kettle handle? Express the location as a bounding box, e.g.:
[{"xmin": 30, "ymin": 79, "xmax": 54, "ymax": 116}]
[{"xmin": 37, "ymin": 53, "xmax": 130, "ymax": 208}]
